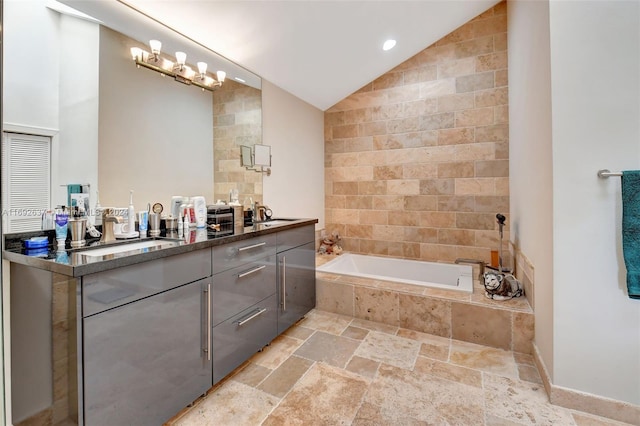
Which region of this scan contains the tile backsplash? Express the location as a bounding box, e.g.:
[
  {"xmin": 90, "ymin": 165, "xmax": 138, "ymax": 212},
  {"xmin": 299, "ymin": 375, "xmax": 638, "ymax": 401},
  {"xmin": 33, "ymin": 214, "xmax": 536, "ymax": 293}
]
[{"xmin": 324, "ymin": 2, "xmax": 509, "ymax": 265}]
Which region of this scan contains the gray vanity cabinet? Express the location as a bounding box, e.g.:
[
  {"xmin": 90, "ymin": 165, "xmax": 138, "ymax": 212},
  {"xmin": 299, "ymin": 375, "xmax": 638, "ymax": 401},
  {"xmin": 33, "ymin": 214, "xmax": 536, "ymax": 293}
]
[
  {"xmin": 80, "ymin": 249, "xmax": 213, "ymax": 426},
  {"xmin": 276, "ymin": 225, "xmax": 316, "ymax": 334}
]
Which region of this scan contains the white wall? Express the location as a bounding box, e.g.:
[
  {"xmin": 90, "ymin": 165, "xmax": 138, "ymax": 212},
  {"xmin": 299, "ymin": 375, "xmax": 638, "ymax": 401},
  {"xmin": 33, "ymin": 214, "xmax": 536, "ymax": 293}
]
[
  {"xmin": 511, "ymin": 0, "xmax": 640, "ymax": 405},
  {"xmin": 262, "ymin": 81, "xmax": 325, "ymax": 229},
  {"xmin": 98, "ymin": 26, "xmax": 214, "ymax": 209},
  {"xmin": 57, "ymin": 15, "xmax": 99, "ymax": 208},
  {"xmin": 549, "ymin": 0, "xmax": 640, "ymax": 404},
  {"xmin": 3, "ymin": 0, "xmax": 59, "ymax": 129},
  {"xmin": 508, "ymin": 0, "xmax": 555, "ymax": 377},
  {"xmin": 3, "ymin": 1, "xmax": 100, "ymax": 210}
]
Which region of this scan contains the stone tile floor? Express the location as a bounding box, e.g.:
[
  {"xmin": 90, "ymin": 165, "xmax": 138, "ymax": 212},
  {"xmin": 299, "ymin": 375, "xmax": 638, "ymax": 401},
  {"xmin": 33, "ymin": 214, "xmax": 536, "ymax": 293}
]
[{"xmin": 168, "ymin": 309, "xmax": 633, "ymax": 426}]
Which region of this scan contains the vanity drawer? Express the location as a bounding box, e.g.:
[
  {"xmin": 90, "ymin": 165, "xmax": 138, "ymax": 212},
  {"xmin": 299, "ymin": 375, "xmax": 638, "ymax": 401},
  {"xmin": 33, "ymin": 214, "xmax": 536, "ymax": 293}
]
[
  {"xmin": 276, "ymin": 225, "xmax": 315, "ymax": 253},
  {"xmin": 212, "ymin": 255, "xmax": 276, "ymax": 326},
  {"xmin": 82, "ymin": 248, "xmax": 212, "ymax": 317},
  {"xmin": 213, "ymin": 294, "xmax": 277, "ymax": 384},
  {"xmin": 212, "ymin": 234, "xmax": 276, "ymax": 273}
]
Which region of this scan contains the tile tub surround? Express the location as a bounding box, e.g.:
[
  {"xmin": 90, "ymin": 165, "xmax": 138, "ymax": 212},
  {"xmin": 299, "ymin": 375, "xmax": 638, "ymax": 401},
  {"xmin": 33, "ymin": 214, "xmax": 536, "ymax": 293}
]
[
  {"xmin": 316, "ymin": 254, "xmax": 534, "ymax": 354},
  {"xmin": 169, "ymin": 309, "xmax": 631, "ymax": 426},
  {"xmin": 325, "ymin": 1, "xmax": 511, "ymax": 266}
]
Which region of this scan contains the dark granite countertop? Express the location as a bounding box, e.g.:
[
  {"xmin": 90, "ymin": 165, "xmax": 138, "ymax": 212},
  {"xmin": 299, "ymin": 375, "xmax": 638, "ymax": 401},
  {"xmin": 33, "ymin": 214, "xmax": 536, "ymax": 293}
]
[{"xmin": 3, "ymin": 218, "xmax": 318, "ymax": 277}]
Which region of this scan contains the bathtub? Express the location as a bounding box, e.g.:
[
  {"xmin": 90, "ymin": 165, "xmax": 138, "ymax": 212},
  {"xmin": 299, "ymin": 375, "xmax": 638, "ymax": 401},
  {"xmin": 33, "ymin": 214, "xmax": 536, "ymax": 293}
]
[{"xmin": 317, "ymin": 253, "xmax": 473, "ymax": 293}]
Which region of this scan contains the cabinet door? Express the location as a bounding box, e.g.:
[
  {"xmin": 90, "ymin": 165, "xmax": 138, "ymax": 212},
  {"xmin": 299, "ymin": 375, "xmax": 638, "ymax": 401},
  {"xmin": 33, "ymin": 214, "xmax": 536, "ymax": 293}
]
[
  {"xmin": 277, "ymin": 242, "xmax": 316, "ymax": 334},
  {"xmin": 83, "ymin": 278, "xmax": 212, "ymax": 426}
]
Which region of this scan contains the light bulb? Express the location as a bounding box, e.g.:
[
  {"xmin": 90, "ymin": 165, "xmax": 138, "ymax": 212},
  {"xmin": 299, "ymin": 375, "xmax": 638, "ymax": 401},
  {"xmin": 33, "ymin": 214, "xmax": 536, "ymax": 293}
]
[
  {"xmin": 197, "ymin": 62, "xmax": 207, "ymax": 75},
  {"xmin": 130, "ymin": 47, "xmax": 142, "ymax": 60},
  {"xmin": 175, "ymin": 51, "xmax": 186, "ymax": 66},
  {"xmin": 216, "ymin": 70, "xmax": 226, "ymax": 83},
  {"xmin": 149, "ymin": 39, "xmax": 162, "ymax": 55}
]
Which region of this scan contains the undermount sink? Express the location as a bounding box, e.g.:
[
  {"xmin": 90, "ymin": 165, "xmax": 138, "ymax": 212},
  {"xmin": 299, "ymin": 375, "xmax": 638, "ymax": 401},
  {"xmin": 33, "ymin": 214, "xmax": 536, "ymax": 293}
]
[
  {"xmin": 259, "ymin": 219, "xmax": 298, "ymax": 227},
  {"xmin": 78, "ymin": 240, "xmax": 181, "ymax": 257}
]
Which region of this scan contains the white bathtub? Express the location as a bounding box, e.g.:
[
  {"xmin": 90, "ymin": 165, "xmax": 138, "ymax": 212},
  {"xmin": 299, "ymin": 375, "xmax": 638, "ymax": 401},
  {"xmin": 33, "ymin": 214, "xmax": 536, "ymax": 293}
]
[{"xmin": 317, "ymin": 253, "xmax": 473, "ymax": 293}]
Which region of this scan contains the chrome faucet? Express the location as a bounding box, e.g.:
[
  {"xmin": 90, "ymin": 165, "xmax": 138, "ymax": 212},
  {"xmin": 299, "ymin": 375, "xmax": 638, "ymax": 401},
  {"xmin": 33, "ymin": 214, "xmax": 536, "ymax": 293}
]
[
  {"xmin": 455, "ymin": 258, "xmax": 486, "ymax": 281},
  {"xmin": 100, "ymin": 208, "xmax": 124, "ymax": 243},
  {"xmin": 253, "ymin": 202, "xmax": 267, "ymax": 223}
]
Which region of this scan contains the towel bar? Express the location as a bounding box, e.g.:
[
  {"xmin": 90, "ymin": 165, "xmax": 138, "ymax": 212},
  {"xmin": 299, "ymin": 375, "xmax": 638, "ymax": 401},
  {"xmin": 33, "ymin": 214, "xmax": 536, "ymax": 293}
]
[{"xmin": 598, "ymin": 169, "xmax": 623, "ymax": 178}]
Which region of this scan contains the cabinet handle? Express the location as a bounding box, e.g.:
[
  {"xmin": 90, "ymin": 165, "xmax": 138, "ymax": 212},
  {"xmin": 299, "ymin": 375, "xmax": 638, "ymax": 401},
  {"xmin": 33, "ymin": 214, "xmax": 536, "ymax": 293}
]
[
  {"xmin": 238, "ymin": 242, "xmax": 266, "ymax": 252},
  {"xmin": 235, "ymin": 308, "xmax": 267, "ymax": 326},
  {"xmin": 238, "ymin": 264, "xmax": 266, "ymax": 278},
  {"xmin": 205, "ymin": 284, "xmax": 211, "ymax": 361},
  {"xmin": 281, "ymin": 256, "xmax": 286, "ymax": 312}
]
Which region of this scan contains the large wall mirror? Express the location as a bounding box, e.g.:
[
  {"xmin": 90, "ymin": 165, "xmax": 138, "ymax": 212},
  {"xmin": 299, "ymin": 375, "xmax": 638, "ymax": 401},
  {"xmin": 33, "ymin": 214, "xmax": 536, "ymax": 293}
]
[{"xmin": 2, "ymin": 0, "xmax": 262, "ymax": 231}]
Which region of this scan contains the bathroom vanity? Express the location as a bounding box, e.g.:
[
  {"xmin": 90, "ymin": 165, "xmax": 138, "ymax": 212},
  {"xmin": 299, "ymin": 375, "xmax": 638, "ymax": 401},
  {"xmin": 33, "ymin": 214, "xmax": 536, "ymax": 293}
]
[{"xmin": 3, "ymin": 219, "xmax": 317, "ymax": 425}]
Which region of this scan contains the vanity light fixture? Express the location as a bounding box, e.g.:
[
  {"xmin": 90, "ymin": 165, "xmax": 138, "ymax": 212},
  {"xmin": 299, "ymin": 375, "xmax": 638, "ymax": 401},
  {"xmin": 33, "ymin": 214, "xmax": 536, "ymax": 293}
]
[{"xmin": 129, "ymin": 40, "xmax": 226, "ymax": 92}]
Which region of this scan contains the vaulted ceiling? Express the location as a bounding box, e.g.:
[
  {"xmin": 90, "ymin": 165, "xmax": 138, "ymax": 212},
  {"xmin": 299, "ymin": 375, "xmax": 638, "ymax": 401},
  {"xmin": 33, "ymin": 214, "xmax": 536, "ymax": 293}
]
[{"xmin": 65, "ymin": 0, "xmax": 502, "ymax": 110}]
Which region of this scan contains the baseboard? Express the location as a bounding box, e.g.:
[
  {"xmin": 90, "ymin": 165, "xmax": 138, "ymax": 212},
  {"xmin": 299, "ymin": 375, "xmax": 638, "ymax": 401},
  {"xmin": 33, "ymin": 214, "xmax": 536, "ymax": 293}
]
[{"xmin": 532, "ymin": 343, "xmax": 640, "ymax": 424}]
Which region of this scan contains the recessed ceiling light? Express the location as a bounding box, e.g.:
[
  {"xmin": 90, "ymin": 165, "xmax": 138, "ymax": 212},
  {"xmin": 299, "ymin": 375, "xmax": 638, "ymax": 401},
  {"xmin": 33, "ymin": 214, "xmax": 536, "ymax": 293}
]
[{"xmin": 382, "ymin": 39, "xmax": 396, "ymax": 51}]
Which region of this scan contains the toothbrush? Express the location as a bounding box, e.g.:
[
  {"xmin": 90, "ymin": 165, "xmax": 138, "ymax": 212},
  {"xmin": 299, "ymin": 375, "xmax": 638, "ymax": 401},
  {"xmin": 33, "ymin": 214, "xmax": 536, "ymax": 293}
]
[{"xmin": 128, "ymin": 190, "xmax": 135, "ymax": 235}]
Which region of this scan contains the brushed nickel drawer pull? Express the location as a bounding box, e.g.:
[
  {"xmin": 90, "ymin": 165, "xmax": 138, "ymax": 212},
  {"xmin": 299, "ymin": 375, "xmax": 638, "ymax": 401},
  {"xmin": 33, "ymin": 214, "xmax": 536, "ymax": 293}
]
[
  {"xmin": 238, "ymin": 264, "xmax": 266, "ymax": 278},
  {"xmin": 235, "ymin": 308, "xmax": 267, "ymax": 326},
  {"xmin": 205, "ymin": 284, "xmax": 211, "ymax": 361},
  {"xmin": 238, "ymin": 242, "xmax": 266, "ymax": 252},
  {"xmin": 281, "ymin": 256, "xmax": 287, "ymax": 311}
]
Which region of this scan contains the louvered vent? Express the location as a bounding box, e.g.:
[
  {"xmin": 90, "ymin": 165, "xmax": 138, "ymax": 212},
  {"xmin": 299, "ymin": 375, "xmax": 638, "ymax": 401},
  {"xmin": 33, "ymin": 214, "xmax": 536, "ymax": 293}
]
[{"xmin": 2, "ymin": 133, "xmax": 51, "ymax": 233}]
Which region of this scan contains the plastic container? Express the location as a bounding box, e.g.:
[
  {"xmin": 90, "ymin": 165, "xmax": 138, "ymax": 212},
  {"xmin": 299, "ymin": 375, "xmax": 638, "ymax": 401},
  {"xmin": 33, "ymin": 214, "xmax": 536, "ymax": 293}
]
[
  {"xmin": 24, "ymin": 236, "xmax": 49, "ymax": 249},
  {"xmin": 138, "ymin": 211, "xmax": 149, "ymax": 237},
  {"xmin": 55, "ymin": 210, "xmax": 69, "ymax": 243},
  {"xmin": 191, "ymin": 196, "xmax": 207, "ymax": 228}
]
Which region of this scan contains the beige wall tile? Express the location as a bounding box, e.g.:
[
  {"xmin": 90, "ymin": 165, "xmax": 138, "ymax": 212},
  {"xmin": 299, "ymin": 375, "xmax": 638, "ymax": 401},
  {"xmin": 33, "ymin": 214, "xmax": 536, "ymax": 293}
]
[
  {"xmin": 512, "ymin": 312, "xmax": 534, "ymax": 354},
  {"xmin": 354, "ymin": 287, "xmax": 399, "ymax": 325},
  {"xmin": 324, "ymin": 5, "xmax": 509, "ymax": 263},
  {"xmin": 438, "ymin": 229, "xmax": 475, "ymax": 246},
  {"xmin": 438, "ymin": 127, "xmax": 475, "ymax": 145},
  {"xmin": 403, "ymin": 65, "xmax": 438, "ymax": 84},
  {"xmin": 456, "ymin": 212, "xmax": 496, "ymax": 230},
  {"xmin": 455, "ymin": 178, "xmax": 496, "ymax": 196},
  {"xmin": 316, "ymin": 279, "xmax": 354, "ymax": 317},
  {"xmin": 345, "ymin": 195, "xmax": 373, "ymax": 209},
  {"xmin": 399, "ymin": 295, "xmax": 452, "ymax": 337},
  {"xmin": 438, "ymin": 93, "xmax": 475, "ymax": 112},
  {"xmin": 359, "ymin": 210, "xmax": 389, "ymax": 225},
  {"xmin": 476, "ymin": 51, "xmax": 507, "ymax": 72},
  {"xmin": 452, "ymin": 303, "xmax": 512, "ymax": 350},
  {"xmin": 437, "ymin": 58, "xmax": 476, "ymax": 79},
  {"xmin": 476, "ymin": 160, "xmax": 509, "ymax": 177},
  {"xmin": 454, "ymin": 36, "xmax": 494, "ymax": 59},
  {"xmin": 389, "ymin": 211, "xmax": 421, "ymax": 227},
  {"xmin": 404, "ymin": 195, "xmax": 438, "ymax": 211},
  {"xmin": 475, "ymin": 87, "xmax": 509, "ymax": 107},
  {"xmin": 495, "ymin": 69, "xmax": 508, "ymax": 87},
  {"xmin": 404, "ymin": 227, "xmax": 439, "ymax": 244},
  {"xmin": 456, "ymin": 72, "xmax": 495, "ymax": 93},
  {"xmin": 403, "ymin": 163, "xmax": 439, "ymax": 179},
  {"xmin": 455, "ymin": 107, "xmax": 494, "ymax": 127},
  {"xmin": 438, "ymin": 162, "xmax": 475, "ymax": 178},
  {"xmin": 420, "ymin": 212, "xmax": 457, "ymax": 228}
]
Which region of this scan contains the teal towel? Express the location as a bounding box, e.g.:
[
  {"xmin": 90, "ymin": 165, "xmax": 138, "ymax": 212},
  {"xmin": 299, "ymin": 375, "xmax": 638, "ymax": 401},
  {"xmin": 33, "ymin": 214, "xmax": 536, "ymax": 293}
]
[
  {"xmin": 622, "ymin": 171, "xmax": 640, "ymax": 299},
  {"xmin": 67, "ymin": 184, "xmax": 82, "ymax": 206}
]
